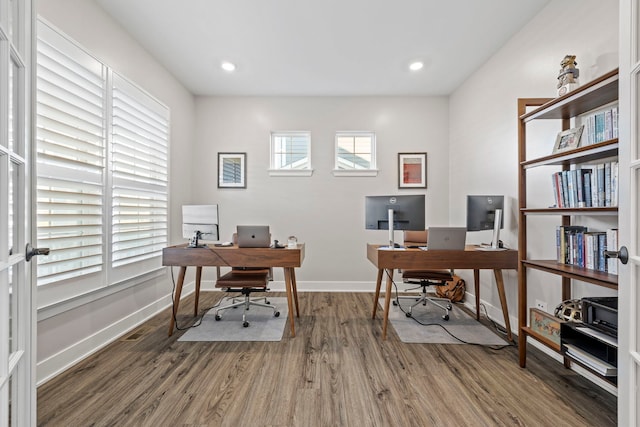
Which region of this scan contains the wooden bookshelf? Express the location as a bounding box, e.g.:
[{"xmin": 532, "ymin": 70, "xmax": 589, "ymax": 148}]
[{"xmin": 517, "ymin": 69, "xmax": 619, "ymax": 383}]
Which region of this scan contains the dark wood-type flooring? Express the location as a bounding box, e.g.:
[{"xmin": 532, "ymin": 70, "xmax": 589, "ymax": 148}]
[{"xmin": 37, "ymin": 292, "xmax": 616, "ymax": 426}]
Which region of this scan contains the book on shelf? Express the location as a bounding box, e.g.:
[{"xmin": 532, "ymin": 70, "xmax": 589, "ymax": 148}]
[
  {"xmin": 580, "ymin": 105, "xmax": 618, "ymax": 145},
  {"xmin": 550, "ymin": 161, "xmax": 618, "ymax": 209},
  {"xmin": 555, "ymin": 226, "xmax": 618, "ymax": 274}
]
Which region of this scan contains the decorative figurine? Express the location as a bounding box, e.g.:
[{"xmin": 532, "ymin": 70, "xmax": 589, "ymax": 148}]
[{"xmin": 557, "ymin": 55, "xmax": 580, "ymax": 96}]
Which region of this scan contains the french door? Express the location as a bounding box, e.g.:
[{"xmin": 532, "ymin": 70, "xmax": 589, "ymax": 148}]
[
  {"xmin": 0, "ymin": 0, "xmax": 35, "ymax": 426},
  {"xmin": 619, "ymin": 0, "xmax": 640, "ymax": 424}
]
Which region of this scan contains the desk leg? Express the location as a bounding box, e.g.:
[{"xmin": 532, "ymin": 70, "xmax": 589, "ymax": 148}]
[
  {"xmin": 474, "ymin": 269, "xmax": 480, "ymax": 320},
  {"xmin": 168, "ymin": 266, "xmax": 187, "ymax": 336},
  {"xmin": 290, "ymin": 268, "xmax": 300, "ymax": 317},
  {"xmin": 493, "ymin": 269, "xmax": 513, "ymax": 342},
  {"xmin": 284, "ymin": 267, "xmax": 296, "ymax": 337},
  {"xmin": 382, "ymin": 269, "xmax": 394, "ymax": 340},
  {"xmin": 372, "ymin": 269, "xmax": 384, "ymax": 319},
  {"xmin": 194, "ymin": 266, "xmax": 202, "ymax": 316}
]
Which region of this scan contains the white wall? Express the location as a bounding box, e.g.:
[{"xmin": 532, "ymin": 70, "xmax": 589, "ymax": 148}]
[
  {"xmin": 191, "ymin": 96, "xmax": 450, "ymax": 285},
  {"xmin": 449, "ymin": 0, "xmax": 619, "ymax": 329},
  {"xmin": 36, "ymin": 0, "xmax": 196, "ymax": 383}
]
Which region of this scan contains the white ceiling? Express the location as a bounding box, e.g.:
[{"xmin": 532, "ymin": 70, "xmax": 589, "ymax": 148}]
[{"xmin": 95, "ymin": 0, "xmax": 550, "ymax": 96}]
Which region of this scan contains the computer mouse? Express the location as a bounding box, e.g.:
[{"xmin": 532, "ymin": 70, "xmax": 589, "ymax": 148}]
[{"xmin": 221, "ymin": 241, "xmax": 233, "ymax": 246}]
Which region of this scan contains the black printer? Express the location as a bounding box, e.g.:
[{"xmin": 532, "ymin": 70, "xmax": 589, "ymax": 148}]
[{"xmin": 581, "ymin": 297, "xmax": 618, "ymax": 337}]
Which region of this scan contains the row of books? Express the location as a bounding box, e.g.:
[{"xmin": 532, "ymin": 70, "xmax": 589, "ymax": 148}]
[
  {"xmin": 580, "ymin": 105, "xmax": 618, "ymax": 145},
  {"xmin": 556, "ymin": 226, "xmax": 619, "ymax": 275},
  {"xmin": 551, "ymin": 161, "xmax": 618, "ymax": 208}
]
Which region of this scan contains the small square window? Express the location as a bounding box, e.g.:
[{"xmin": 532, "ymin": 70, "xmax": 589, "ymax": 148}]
[
  {"xmin": 269, "ymin": 132, "xmax": 312, "ymax": 176},
  {"xmin": 333, "ymin": 132, "xmax": 377, "ymax": 176}
]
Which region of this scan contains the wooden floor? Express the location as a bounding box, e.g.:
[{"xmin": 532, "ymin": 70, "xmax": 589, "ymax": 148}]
[{"xmin": 37, "ymin": 292, "xmax": 616, "ymax": 427}]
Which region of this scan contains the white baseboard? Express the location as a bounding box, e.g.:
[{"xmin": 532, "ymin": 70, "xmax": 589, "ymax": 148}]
[{"xmin": 36, "ymin": 282, "xmax": 195, "ymax": 386}]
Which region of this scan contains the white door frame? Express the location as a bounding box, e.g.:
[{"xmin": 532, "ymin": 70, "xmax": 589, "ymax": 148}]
[
  {"xmin": 618, "ymin": 0, "xmax": 639, "ymax": 425},
  {"xmin": 0, "ymin": 0, "xmax": 35, "ymax": 425}
]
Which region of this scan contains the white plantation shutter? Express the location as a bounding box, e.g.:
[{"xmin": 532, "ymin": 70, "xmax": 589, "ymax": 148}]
[
  {"xmin": 35, "ymin": 21, "xmax": 169, "ymax": 302},
  {"xmin": 111, "ymin": 74, "xmax": 168, "ymax": 268},
  {"xmin": 36, "ymin": 22, "xmax": 106, "ymax": 286}
]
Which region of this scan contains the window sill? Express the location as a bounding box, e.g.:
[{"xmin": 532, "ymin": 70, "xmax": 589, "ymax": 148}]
[
  {"xmin": 332, "ymin": 169, "xmax": 378, "ymax": 177},
  {"xmin": 268, "ymin": 169, "xmax": 313, "ymax": 177}
]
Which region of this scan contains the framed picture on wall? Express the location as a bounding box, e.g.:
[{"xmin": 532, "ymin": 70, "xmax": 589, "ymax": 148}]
[
  {"xmin": 398, "ymin": 152, "xmax": 427, "ymax": 188},
  {"xmin": 218, "ymin": 152, "xmax": 246, "ymax": 188}
]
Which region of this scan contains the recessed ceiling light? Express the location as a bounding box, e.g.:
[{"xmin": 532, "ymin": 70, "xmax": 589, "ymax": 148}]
[
  {"xmin": 221, "ymin": 61, "xmax": 236, "ymax": 72},
  {"xmin": 409, "ymin": 61, "xmax": 424, "ymax": 71}
]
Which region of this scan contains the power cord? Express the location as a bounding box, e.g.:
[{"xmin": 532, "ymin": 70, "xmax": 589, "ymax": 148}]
[
  {"xmin": 169, "ymin": 266, "xmax": 223, "ymax": 331},
  {"xmin": 386, "ymin": 270, "xmax": 511, "ymax": 350}
]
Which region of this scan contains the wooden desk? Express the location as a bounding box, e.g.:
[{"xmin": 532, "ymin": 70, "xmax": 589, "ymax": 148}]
[
  {"xmin": 163, "ymin": 244, "xmax": 305, "ymax": 337},
  {"xmin": 367, "ymin": 244, "xmax": 518, "ymax": 340}
]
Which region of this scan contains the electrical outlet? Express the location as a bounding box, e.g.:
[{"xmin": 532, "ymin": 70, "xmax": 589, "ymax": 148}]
[{"xmin": 535, "ymin": 299, "xmax": 547, "ymax": 311}]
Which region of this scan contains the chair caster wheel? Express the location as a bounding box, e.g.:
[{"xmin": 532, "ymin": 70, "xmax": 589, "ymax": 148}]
[
  {"xmin": 406, "ymin": 312, "xmax": 412, "ymax": 318},
  {"xmin": 393, "ymin": 300, "xmax": 398, "ymax": 306},
  {"xmin": 447, "ymin": 304, "xmax": 452, "ymax": 310},
  {"xmin": 215, "ymin": 315, "xmax": 221, "ymax": 321},
  {"xmin": 442, "ymin": 314, "xmax": 450, "ymax": 321},
  {"xmin": 243, "ymin": 321, "xmax": 249, "ymax": 327},
  {"xmin": 266, "ymin": 301, "xmax": 271, "ymax": 304},
  {"xmin": 274, "ymin": 311, "xmax": 280, "ymax": 317}
]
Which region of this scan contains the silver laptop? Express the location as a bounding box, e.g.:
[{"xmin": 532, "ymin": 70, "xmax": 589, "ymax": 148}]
[
  {"xmin": 426, "ymin": 227, "xmax": 467, "ymax": 250},
  {"xmin": 237, "ymin": 225, "xmax": 271, "ymax": 248}
]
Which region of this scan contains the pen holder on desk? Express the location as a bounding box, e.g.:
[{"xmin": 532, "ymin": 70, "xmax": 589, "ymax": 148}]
[{"xmin": 287, "ymin": 236, "xmax": 297, "ymax": 249}]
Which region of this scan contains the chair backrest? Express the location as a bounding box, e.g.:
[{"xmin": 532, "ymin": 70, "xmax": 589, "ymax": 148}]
[{"xmin": 404, "ymin": 230, "xmax": 428, "ymax": 245}]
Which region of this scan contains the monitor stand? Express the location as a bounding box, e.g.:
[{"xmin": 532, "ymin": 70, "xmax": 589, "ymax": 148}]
[
  {"xmin": 187, "ymin": 231, "xmax": 207, "ymax": 248},
  {"xmin": 490, "ymin": 209, "xmax": 502, "ymax": 249},
  {"xmin": 388, "ymin": 208, "xmax": 395, "ymax": 248}
]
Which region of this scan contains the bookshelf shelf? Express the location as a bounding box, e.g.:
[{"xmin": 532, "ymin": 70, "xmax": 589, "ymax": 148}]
[
  {"xmin": 521, "ymin": 207, "xmax": 618, "ymax": 215},
  {"xmin": 521, "ymin": 260, "xmax": 618, "ymax": 289},
  {"xmin": 517, "ymin": 69, "xmax": 619, "ymax": 383},
  {"xmin": 521, "ymin": 139, "xmax": 618, "ymax": 169},
  {"xmin": 521, "ymin": 68, "xmax": 618, "ymax": 122}
]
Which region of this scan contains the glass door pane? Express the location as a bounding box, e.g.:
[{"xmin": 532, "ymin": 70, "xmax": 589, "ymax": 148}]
[
  {"xmin": 9, "ymin": 57, "xmax": 19, "ymax": 154},
  {"xmin": 8, "ymin": 160, "xmax": 19, "ymax": 258}
]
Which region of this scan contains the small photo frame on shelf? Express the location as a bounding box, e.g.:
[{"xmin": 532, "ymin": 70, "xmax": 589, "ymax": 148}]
[
  {"xmin": 552, "ymin": 125, "xmax": 584, "ymax": 154},
  {"xmin": 218, "ymin": 152, "xmax": 246, "ymax": 188},
  {"xmin": 398, "ymin": 152, "xmax": 427, "ymax": 189}
]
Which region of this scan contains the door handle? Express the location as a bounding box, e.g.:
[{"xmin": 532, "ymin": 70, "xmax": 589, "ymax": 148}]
[
  {"xmin": 604, "ymin": 246, "xmax": 629, "ymax": 265},
  {"xmin": 25, "ymin": 243, "xmax": 50, "ymax": 262}
]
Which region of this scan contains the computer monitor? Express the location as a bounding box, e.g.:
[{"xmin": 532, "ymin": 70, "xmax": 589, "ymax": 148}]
[
  {"xmin": 365, "ymin": 195, "xmax": 426, "ymax": 247},
  {"xmin": 182, "ymin": 205, "xmax": 219, "ymax": 248},
  {"xmin": 466, "ymin": 195, "xmax": 504, "ymax": 248}
]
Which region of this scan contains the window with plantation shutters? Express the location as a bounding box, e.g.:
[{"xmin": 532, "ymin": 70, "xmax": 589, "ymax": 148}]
[
  {"xmin": 36, "ymin": 21, "xmax": 106, "ymax": 287},
  {"xmin": 111, "ymin": 74, "xmax": 168, "ymax": 268},
  {"xmin": 36, "ymin": 20, "xmax": 169, "ymax": 303}
]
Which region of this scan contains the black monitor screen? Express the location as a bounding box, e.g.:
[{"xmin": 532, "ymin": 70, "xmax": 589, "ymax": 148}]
[
  {"xmin": 466, "ymin": 195, "xmax": 504, "ymax": 231},
  {"xmin": 365, "ymin": 195, "xmax": 425, "ymax": 231}
]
